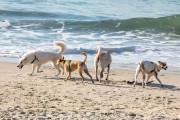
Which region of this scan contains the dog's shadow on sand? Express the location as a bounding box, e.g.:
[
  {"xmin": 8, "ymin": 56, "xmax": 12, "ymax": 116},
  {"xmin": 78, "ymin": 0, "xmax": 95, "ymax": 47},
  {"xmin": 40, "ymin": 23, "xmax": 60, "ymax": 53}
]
[
  {"xmin": 39, "ymin": 76, "xmax": 93, "ymax": 83},
  {"xmin": 38, "ymin": 76, "xmax": 180, "ymax": 91},
  {"xmin": 39, "ymin": 76, "xmax": 65, "ymax": 81},
  {"xmin": 130, "ymin": 81, "xmax": 178, "ymax": 90},
  {"xmin": 93, "ymin": 79, "xmax": 180, "ymax": 91}
]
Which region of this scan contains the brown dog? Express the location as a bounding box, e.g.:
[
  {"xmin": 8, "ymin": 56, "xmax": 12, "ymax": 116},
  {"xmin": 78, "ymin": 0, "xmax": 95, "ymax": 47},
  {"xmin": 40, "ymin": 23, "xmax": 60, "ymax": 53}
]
[{"xmin": 57, "ymin": 52, "xmax": 94, "ymax": 83}]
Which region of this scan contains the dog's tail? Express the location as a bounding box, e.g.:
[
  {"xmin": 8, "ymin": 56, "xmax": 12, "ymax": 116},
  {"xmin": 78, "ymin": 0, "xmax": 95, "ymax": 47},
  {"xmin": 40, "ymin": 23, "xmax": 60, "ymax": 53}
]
[
  {"xmin": 94, "ymin": 46, "xmax": 102, "ymax": 70},
  {"xmin": 96, "ymin": 46, "xmax": 102, "ymax": 58},
  {"xmin": 137, "ymin": 60, "xmax": 144, "ymax": 66},
  {"xmin": 53, "ymin": 41, "xmax": 66, "ymax": 53},
  {"xmin": 80, "ymin": 52, "xmax": 87, "ymax": 63}
]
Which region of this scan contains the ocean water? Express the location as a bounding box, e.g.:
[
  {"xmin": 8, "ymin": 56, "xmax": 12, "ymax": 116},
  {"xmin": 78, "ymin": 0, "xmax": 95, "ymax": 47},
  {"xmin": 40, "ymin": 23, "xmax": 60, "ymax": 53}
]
[{"xmin": 0, "ymin": 0, "xmax": 180, "ymax": 73}]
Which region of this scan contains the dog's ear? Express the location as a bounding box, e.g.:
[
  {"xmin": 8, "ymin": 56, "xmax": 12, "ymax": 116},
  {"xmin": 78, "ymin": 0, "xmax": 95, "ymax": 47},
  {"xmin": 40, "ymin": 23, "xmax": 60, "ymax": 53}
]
[
  {"xmin": 158, "ymin": 61, "xmax": 164, "ymax": 65},
  {"xmin": 58, "ymin": 56, "xmax": 64, "ymax": 62},
  {"xmin": 160, "ymin": 61, "xmax": 167, "ymax": 66}
]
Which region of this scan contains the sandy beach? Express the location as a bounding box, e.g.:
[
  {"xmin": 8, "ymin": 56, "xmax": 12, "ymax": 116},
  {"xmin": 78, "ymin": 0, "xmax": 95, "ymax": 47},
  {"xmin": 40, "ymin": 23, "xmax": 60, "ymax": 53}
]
[{"xmin": 0, "ymin": 62, "xmax": 180, "ymax": 119}]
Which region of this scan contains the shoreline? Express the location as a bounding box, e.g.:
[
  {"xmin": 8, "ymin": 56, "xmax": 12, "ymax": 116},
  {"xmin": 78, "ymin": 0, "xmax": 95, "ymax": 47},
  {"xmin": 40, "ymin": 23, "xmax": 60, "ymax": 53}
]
[
  {"xmin": 0, "ymin": 62, "xmax": 180, "ymax": 119},
  {"xmin": 1, "ymin": 56, "xmax": 180, "ymax": 74}
]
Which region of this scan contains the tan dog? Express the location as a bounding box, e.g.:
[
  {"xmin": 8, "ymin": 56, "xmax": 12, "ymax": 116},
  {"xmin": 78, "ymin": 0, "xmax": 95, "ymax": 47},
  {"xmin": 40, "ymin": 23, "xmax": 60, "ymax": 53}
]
[
  {"xmin": 57, "ymin": 52, "xmax": 94, "ymax": 83},
  {"xmin": 134, "ymin": 60, "xmax": 168, "ymax": 88},
  {"xmin": 94, "ymin": 47, "xmax": 112, "ymax": 82}
]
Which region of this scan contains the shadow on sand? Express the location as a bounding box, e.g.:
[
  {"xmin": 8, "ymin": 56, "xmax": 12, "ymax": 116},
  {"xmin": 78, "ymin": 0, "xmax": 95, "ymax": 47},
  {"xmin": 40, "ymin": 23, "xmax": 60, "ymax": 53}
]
[{"xmin": 38, "ymin": 76, "xmax": 180, "ymax": 91}]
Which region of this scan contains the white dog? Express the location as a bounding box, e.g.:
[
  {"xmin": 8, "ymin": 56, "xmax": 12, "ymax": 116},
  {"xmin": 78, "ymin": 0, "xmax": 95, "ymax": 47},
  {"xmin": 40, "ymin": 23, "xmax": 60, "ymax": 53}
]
[
  {"xmin": 17, "ymin": 41, "xmax": 66, "ymax": 76},
  {"xmin": 133, "ymin": 60, "xmax": 168, "ymax": 88},
  {"xmin": 94, "ymin": 47, "xmax": 112, "ymax": 82}
]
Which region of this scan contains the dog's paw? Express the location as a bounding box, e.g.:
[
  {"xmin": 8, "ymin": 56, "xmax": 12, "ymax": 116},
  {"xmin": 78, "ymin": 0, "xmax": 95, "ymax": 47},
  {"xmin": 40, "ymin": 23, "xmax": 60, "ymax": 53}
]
[
  {"xmin": 100, "ymin": 74, "xmax": 103, "ymax": 78},
  {"xmin": 105, "ymin": 80, "xmax": 110, "ymax": 84},
  {"xmin": 37, "ymin": 71, "xmax": 43, "ymax": 73},
  {"xmin": 28, "ymin": 73, "xmax": 34, "ymax": 76},
  {"xmin": 55, "ymin": 73, "xmax": 60, "ymax": 76}
]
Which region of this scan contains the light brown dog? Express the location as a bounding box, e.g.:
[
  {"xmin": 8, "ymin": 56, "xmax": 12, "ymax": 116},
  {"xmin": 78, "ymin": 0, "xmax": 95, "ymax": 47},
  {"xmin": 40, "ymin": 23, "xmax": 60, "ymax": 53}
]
[
  {"xmin": 57, "ymin": 52, "xmax": 94, "ymax": 83},
  {"xmin": 94, "ymin": 47, "xmax": 112, "ymax": 82}
]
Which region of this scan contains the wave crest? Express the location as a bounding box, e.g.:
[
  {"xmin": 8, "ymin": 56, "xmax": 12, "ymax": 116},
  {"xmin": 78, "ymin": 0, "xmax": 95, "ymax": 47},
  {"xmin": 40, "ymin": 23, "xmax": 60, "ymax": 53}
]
[
  {"xmin": 3, "ymin": 14, "xmax": 180, "ymax": 35},
  {"xmin": 0, "ymin": 20, "xmax": 11, "ymax": 28}
]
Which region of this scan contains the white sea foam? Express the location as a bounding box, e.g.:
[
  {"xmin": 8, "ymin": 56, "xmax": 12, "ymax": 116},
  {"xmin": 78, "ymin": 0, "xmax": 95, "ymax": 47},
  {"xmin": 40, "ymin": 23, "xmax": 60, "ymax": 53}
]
[
  {"xmin": 0, "ymin": 0, "xmax": 180, "ymax": 73},
  {"xmin": 0, "ymin": 20, "xmax": 10, "ymax": 28}
]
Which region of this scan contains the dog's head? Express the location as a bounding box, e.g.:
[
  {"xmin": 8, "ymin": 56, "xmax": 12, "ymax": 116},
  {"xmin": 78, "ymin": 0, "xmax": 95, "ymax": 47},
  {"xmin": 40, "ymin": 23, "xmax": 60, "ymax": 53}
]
[
  {"xmin": 158, "ymin": 61, "xmax": 168, "ymax": 70},
  {"xmin": 17, "ymin": 57, "xmax": 28, "ymax": 69},
  {"xmin": 56, "ymin": 56, "xmax": 65, "ymax": 66}
]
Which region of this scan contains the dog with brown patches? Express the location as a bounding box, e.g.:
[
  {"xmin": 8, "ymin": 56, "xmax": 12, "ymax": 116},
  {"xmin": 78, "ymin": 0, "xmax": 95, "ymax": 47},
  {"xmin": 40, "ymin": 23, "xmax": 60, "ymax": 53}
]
[
  {"xmin": 57, "ymin": 52, "xmax": 94, "ymax": 83},
  {"xmin": 134, "ymin": 60, "xmax": 168, "ymax": 88},
  {"xmin": 94, "ymin": 47, "xmax": 112, "ymax": 82}
]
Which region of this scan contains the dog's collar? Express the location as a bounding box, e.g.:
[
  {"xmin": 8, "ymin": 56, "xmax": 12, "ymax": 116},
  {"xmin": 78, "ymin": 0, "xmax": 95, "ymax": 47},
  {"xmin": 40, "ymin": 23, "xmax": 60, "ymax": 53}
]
[
  {"xmin": 152, "ymin": 65, "xmax": 161, "ymax": 75},
  {"xmin": 31, "ymin": 55, "xmax": 39, "ymax": 64}
]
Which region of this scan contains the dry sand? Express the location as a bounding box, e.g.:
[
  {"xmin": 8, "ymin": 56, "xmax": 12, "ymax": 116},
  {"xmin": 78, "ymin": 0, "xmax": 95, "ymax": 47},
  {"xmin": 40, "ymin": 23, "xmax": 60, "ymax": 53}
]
[{"xmin": 0, "ymin": 62, "xmax": 180, "ymax": 119}]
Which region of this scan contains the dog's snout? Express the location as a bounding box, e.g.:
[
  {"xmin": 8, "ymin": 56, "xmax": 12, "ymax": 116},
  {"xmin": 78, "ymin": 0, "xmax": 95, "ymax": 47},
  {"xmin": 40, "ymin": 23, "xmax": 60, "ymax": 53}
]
[
  {"xmin": 17, "ymin": 65, "xmax": 23, "ymax": 69},
  {"xmin": 163, "ymin": 66, "xmax": 168, "ymax": 70}
]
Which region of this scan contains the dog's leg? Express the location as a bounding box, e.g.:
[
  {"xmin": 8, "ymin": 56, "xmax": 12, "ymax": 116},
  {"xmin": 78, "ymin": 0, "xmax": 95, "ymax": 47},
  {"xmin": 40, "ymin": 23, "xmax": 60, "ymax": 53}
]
[
  {"xmin": 133, "ymin": 66, "xmax": 141, "ymax": 87},
  {"xmin": 142, "ymin": 74, "xmax": 146, "ymax": 88},
  {"xmin": 105, "ymin": 64, "xmax": 110, "ymax": 80},
  {"xmin": 56, "ymin": 64, "xmax": 64, "ymax": 75},
  {"xmin": 154, "ymin": 74, "xmax": 164, "ymax": 87},
  {"xmin": 69, "ymin": 72, "xmax": 71, "ymax": 79},
  {"xmin": 84, "ymin": 69, "xmax": 94, "ymax": 83},
  {"xmin": 79, "ymin": 69, "xmax": 85, "ymax": 83},
  {"xmin": 29, "ymin": 64, "xmax": 36, "ymax": 76},
  {"xmin": 100, "ymin": 68, "xmax": 104, "ymax": 82},
  {"xmin": 53, "ymin": 62, "xmax": 61, "ymax": 76},
  {"xmin": 145, "ymin": 74, "xmax": 152, "ymax": 86},
  {"xmin": 65, "ymin": 72, "xmax": 71, "ymax": 80},
  {"xmin": 61, "ymin": 65, "xmax": 64, "ymax": 75},
  {"xmin": 37, "ymin": 64, "xmax": 43, "ymax": 73},
  {"xmin": 95, "ymin": 64, "xmax": 99, "ymax": 81}
]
